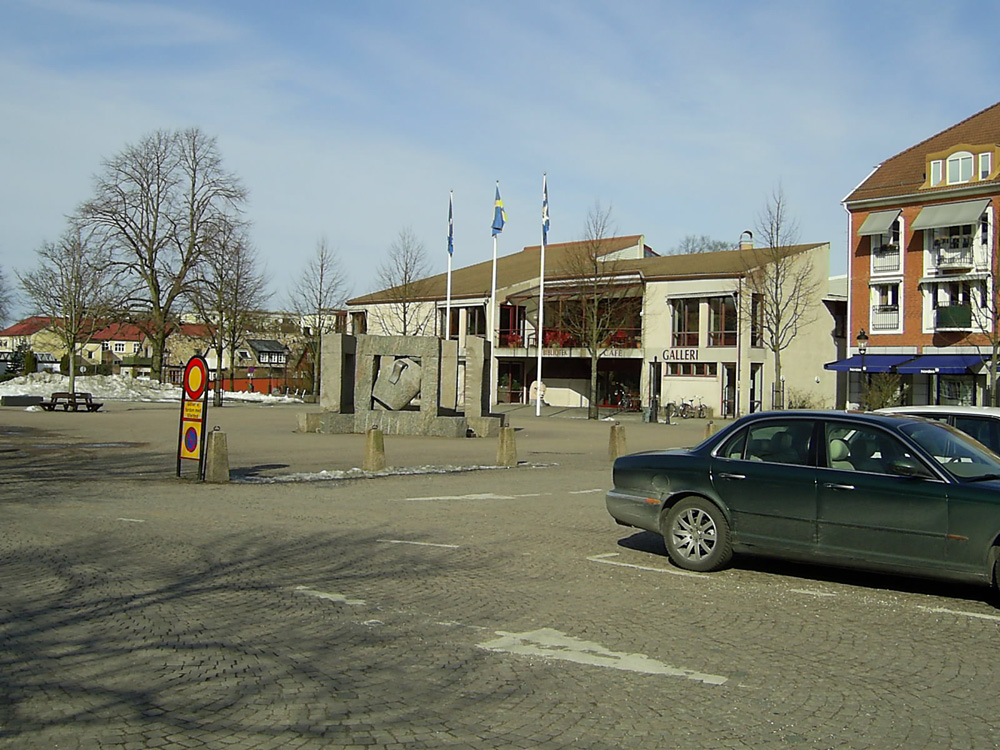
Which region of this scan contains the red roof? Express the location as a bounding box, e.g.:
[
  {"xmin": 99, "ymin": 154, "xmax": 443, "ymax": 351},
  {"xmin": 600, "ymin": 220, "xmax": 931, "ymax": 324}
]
[
  {"xmin": 845, "ymin": 101, "xmax": 1000, "ymax": 205},
  {"xmin": 0, "ymin": 316, "xmax": 57, "ymax": 337}
]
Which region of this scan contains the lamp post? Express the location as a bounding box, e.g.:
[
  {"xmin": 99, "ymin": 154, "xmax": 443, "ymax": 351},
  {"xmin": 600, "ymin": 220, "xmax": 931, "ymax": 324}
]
[
  {"xmin": 734, "ymin": 230, "xmax": 753, "ymax": 417},
  {"xmin": 856, "ymin": 328, "xmax": 869, "ymax": 408}
]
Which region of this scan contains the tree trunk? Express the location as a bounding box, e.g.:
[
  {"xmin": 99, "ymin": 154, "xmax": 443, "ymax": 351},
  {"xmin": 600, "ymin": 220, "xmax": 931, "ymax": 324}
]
[
  {"xmin": 311, "ymin": 336, "xmax": 321, "ymax": 397},
  {"xmin": 68, "ymin": 347, "xmax": 77, "ymax": 393},
  {"xmin": 588, "ymin": 348, "xmax": 600, "ymax": 420},
  {"xmin": 992, "ymin": 340, "xmax": 1000, "ymax": 407},
  {"xmin": 773, "ymin": 349, "xmax": 783, "ymax": 409},
  {"xmin": 213, "ymin": 344, "xmax": 223, "ymax": 407}
]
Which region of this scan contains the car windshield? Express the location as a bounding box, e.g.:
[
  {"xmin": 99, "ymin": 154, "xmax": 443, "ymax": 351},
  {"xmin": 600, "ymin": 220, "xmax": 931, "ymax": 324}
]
[{"xmin": 898, "ymin": 420, "xmax": 1000, "ymax": 481}]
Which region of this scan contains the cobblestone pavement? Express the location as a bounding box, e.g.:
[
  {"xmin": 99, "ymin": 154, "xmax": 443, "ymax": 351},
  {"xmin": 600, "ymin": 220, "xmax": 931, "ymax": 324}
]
[{"xmin": 3, "ymin": 405, "xmax": 1000, "ymax": 748}]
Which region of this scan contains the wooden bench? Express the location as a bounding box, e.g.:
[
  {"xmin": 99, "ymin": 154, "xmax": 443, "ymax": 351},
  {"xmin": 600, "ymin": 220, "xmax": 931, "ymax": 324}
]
[{"xmin": 39, "ymin": 391, "xmax": 104, "ymax": 412}]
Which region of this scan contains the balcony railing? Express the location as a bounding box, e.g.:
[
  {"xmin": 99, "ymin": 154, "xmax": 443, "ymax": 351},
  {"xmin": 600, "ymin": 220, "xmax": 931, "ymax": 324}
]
[
  {"xmin": 872, "ymin": 245, "xmax": 901, "ymax": 273},
  {"xmin": 935, "ymin": 304, "xmax": 972, "ymax": 330},
  {"xmin": 934, "ymin": 245, "xmax": 974, "ymax": 270},
  {"xmin": 870, "ymin": 305, "xmax": 899, "ymax": 331}
]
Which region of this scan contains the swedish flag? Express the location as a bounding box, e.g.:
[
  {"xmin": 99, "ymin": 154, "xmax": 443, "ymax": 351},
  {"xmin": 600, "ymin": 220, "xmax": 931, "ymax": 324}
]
[{"xmin": 492, "ymin": 183, "xmax": 506, "ymax": 236}]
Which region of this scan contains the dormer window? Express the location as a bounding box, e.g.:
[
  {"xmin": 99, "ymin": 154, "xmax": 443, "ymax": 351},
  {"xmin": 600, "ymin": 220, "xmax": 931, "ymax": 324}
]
[
  {"xmin": 931, "ymin": 160, "xmax": 943, "ymax": 186},
  {"xmin": 980, "ymin": 152, "xmax": 992, "ymax": 180},
  {"xmin": 947, "ymin": 151, "xmax": 974, "ymax": 184}
]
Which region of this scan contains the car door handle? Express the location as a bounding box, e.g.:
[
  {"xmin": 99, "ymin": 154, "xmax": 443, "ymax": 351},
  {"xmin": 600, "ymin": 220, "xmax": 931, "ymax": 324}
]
[
  {"xmin": 718, "ymin": 472, "xmax": 746, "ymax": 480},
  {"xmin": 824, "ymin": 483, "xmax": 855, "ymax": 490}
]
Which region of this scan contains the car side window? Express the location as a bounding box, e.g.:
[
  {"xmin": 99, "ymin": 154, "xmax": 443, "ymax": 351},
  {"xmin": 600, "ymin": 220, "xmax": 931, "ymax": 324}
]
[
  {"xmin": 740, "ymin": 420, "xmax": 814, "ymax": 466},
  {"xmin": 824, "ymin": 423, "xmax": 923, "ymax": 476},
  {"xmin": 718, "ymin": 429, "xmax": 747, "ymax": 460},
  {"xmin": 953, "ymin": 416, "xmax": 1000, "ymax": 454}
]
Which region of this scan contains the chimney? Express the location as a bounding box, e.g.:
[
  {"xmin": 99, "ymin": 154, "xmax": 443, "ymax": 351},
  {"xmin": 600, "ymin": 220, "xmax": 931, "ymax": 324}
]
[{"xmin": 738, "ymin": 230, "xmax": 754, "ymax": 250}]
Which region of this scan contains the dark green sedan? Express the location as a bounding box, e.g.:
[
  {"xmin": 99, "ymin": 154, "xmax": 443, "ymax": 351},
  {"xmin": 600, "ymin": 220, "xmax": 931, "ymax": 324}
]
[{"xmin": 606, "ymin": 410, "xmax": 1000, "ymax": 591}]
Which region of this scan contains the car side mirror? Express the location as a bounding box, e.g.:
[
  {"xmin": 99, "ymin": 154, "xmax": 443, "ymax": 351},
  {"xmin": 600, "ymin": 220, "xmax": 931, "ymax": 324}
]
[{"xmin": 888, "ymin": 457, "xmax": 932, "ymax": 479}]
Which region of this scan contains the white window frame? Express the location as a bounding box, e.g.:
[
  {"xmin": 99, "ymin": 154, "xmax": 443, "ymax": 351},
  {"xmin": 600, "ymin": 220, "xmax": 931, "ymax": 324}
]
[
  {"xmin": 981, "ymin": 152, "xmax": 993, "ymax": 180},
  {"xmin": 931, "ymin": 159, "xmax": 943, "ymax": 186},
  {"xmin": 869, "ymin": 281, "xmax": 902, "ymax": 333},
  {"xmin": 114, "ymin": 342, "xmax": 126, "ymax": 353},
  {"xmin": 947, "ymin": 151, "xmax": 974, "ymax": 184}
]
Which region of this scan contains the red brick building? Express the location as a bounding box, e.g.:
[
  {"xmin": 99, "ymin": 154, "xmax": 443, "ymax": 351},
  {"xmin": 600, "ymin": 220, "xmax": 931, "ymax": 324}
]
[{"xmin": 837, "ymin": 102, "xmax": 1000, "ymax": 406}]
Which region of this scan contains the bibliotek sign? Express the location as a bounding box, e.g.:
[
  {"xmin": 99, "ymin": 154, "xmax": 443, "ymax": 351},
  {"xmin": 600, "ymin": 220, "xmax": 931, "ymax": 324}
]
[{"xmin": 177, "ymin": 354, "xmax": 210, "ymax": 478}]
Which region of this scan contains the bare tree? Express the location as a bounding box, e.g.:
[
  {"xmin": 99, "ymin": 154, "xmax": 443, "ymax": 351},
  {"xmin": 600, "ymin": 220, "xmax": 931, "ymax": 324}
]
[
  {"xmin": 188, "ymin": 216, "xmax": 270, "ymax": 405},
  {"xmin": 739, "ymin": 186, "xmax": 821, "ymax": 408},
  {"xmin": 78, "ymin": 128, "xmax": 247, "ymax": 382},
  {"xmin": 289, "ymin": 237, "xmax": 350, "ymax": 396},
  {"xmin": 371, "ymin": 227, "xmax": 433, "ymax": 336},
  {"xmin": 18, "ymin": 224, "xmax": 123, "ymax": 392},
  {"xmin": 554, "ymin": 202, "xmax": 642, "ymax": 419},
  {"xmin": 0, "ymin": 266, "xmax": 12, "ymax": 325},
  {"xmin": 670, "ymin": 234, "xmax": 732, "ymax": 255}
]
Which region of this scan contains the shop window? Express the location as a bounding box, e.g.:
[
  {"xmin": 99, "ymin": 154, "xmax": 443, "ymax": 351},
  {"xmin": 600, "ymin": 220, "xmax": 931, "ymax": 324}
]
[
  {"xmin": 666, "ymin": 362, "xmax": 717, "ymax": 377},
  {"xmin": 672, "ymin": 298, "xmax": 699, "ymax": 347},
  {"xmin": 709, "ymin": 296, "xmax": 737, "ymax": 346}
]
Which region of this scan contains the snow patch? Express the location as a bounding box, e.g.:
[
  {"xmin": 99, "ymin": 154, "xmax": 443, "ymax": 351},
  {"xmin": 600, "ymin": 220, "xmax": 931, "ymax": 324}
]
[{"xmin": 0, "ymin": 372, "xmax": 303, "ymax": 404}]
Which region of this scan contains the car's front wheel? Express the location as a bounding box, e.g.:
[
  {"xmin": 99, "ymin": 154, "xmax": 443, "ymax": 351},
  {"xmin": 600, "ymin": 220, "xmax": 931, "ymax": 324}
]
[{"xmin": 662, "ymin": 497, "xmax": 732, "ymax": 572}]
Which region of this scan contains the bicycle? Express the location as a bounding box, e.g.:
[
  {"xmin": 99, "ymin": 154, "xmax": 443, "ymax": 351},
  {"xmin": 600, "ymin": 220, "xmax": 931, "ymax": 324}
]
[
  {"xmin": 614, "ymin": 387, "xmax": 638, "ymax": 412},
  {"xmin": 679, "ymin": 395, "xmax": 706, "ymax": 419}
]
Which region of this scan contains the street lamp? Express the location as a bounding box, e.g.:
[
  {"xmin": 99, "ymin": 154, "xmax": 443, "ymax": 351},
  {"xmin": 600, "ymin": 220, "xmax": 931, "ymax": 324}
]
[{"xmin": 856, "ymin": 328, "xmax": 869, "ymax": 408}]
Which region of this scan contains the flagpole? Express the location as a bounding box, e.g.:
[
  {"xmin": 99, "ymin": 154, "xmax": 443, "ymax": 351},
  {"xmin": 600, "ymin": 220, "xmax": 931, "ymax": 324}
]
[
  {"xmin": 490, "ymin": 231, "xmax": 498, "ymax": 401},
  {"xmin": 445, "ymin": 191, "xmax": 454, "ymax": 340},
  {"xmin": 536, "ymin": 173, "xmax": 548, "ymax": 417},
  {"xmin": 490, "ymin": 181, "xmax": 506, "ymax": 407}
]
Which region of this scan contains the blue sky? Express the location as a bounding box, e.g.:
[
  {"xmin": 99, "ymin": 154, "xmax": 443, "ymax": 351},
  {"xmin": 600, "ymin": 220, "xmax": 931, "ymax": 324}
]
[{"xmin": 1, "ymin": 0, "xmax": 996, "ymax": 316}]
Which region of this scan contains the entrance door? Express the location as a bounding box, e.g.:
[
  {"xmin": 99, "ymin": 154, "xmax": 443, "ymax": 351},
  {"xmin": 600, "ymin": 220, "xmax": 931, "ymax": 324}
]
[
  {"xmin": 723, "ymin": 363, "xmax": 736, "ymax": 418},
  {"xmin": 750, "ymin": 363, "xmax": 762, "ymax": 413},
  {"xmin": 498, "ymin": 361, "xmax": 524, "ymax": 403}
]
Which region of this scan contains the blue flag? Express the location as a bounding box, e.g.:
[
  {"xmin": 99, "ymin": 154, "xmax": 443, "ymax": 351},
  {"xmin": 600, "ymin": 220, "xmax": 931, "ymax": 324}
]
[
  {"xmin": 448, "ymin": 192, "xmax": 454, "ymax": 256},
  {"xmin": 541, "ymin": 174, "xmax": 550, "ymax": 245},
  {"xmin": 492, "ymin": 183, "xmax": 506, "ymax": 236}
]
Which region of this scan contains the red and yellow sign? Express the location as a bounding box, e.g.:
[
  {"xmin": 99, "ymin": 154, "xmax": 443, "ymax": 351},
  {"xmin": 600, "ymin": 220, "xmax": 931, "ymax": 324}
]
[
  {"xmin": 177, "ymin": 354, "xmax": 209, "ymax": 477},
  {"xmin": 180, "ymin": 421, "xmax": 202, "ymax": 460},
  {"xmin": 184, "ymin": 357, "xmax": 209, "ymax": 402}
]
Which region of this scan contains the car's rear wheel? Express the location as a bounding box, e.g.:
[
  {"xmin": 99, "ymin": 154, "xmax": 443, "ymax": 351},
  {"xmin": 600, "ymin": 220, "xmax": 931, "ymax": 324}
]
[{"xmin": 663, "ymin": 497, "xmax": 732, "ymax": 572}]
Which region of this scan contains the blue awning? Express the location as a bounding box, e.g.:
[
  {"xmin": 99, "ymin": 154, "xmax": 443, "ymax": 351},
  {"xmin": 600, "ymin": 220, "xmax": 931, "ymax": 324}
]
[
  {"xmin": 894, "ymin": 354, "xmax": 984, "ymax": 374},
  {"xmin": 824, "ymin": 354, "xmax": 915, "ymax": 373}
]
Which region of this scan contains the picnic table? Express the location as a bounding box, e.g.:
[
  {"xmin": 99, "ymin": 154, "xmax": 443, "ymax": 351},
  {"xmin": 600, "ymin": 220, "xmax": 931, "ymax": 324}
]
[{"xmin": 39, "ymin": 391, "xmax": 104, "ymax": 412}]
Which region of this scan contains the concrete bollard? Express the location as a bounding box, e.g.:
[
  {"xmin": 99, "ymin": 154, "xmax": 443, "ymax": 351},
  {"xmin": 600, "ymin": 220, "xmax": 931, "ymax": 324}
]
[
  {"xmin": 609, "ymin": 422, "xmax": 627, "ymax": 462},
  {"xmin": 497, "ymin": 426, "xmax": 518, "ymax": 467},
  {"xmin": 705, "ymin": 420, "xmax": 716, "ymax": 439},
  {"xmin": 363, "ymin": 427, "xmax": 386, "ymax": 472},
  {"xmin": 297, "ymin": 412, "xmax": 322, "ymax": 433},
  {"xmin": 204, "ymin": 428, "xmax": 230, "ymax": 483}
]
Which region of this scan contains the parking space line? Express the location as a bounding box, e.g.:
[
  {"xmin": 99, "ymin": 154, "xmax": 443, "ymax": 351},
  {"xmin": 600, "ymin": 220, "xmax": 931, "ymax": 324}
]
[
  {"xmin": 293, "ymin": 586, "xmax": 365, "ymax": 605},
  {"xmin": 918, "ymin": 605, "xmax": 1000, "ymax": 622},
  {"xmin": 478, "ymin": 627, "xmax": 727, "ymax": 685},
  {"xmin": 587, "ymin": 553, "xmax": 708, "ymax": 578},
  {"xmin": 377, "ymin": 539, "xmax": 460, "ymax": 549},
  {"xmin": 395, "ymin": 492, "xmax": 549, "ymax": 502}
]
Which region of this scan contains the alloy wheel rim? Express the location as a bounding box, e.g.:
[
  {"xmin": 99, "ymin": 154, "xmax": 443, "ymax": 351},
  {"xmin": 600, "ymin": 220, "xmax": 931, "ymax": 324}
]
[{"xmin": 672, "ymin": 508, "xmax": 717, "ymax": 560}]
